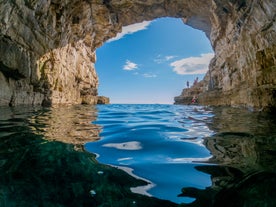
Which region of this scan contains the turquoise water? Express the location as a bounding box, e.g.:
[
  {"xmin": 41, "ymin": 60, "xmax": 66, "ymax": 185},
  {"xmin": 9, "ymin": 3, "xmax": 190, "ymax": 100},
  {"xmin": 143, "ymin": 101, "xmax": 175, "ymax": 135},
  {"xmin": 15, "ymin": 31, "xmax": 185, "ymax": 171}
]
[
  {"xmin": 85, "ymin": 104, "xmax": 214, "ymax": 204},
  {"xmin": 1, "ymin": 104, "xmax": 276, "ymax": 206},
  {"xmin": 85, "ymin": 104, "xmax": 276, "ymax": 206}
]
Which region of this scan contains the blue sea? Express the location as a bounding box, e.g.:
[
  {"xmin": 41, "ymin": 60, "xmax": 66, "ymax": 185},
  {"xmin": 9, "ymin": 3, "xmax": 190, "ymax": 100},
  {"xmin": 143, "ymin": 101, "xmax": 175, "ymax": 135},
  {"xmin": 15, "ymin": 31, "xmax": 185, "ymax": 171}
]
[
  {"xmin": 1, "ymin": 104, "xmax": 275, "ymax": 206},
  {"xmin": 85, "ymin": 104, "xmax": 214, "ymax": 204}
]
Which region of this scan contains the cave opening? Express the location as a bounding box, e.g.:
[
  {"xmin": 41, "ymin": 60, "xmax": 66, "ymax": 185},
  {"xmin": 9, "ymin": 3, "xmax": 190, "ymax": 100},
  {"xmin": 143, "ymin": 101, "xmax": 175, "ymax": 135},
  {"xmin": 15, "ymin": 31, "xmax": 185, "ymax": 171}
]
[{"xmin": 95, "ymin": 17, "xmax": 214, "ymax": 104}]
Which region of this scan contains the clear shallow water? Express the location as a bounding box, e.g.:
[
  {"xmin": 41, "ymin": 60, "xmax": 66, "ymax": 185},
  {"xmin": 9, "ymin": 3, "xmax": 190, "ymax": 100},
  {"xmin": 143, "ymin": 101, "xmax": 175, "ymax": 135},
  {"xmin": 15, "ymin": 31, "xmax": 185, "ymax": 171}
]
[
  {"xmin": 85, "ymin": 104, "xmax": 213, "ymax": 203},
  {"xmin": 1, "ymin": 104, "xmax": 276, "ymax": 206}
]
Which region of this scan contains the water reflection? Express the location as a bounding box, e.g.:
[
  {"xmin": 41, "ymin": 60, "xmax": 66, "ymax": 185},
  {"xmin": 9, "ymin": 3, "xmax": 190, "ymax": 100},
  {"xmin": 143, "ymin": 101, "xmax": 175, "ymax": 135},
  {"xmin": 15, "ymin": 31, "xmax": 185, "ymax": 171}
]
[
  {"xmin": 103, "ymin": 141, "xmax": 143, "ymax": 150},
  {"xmin": 206, "ymin": 107, "xmax": 276, "ymax": 172},
  {"xmin": 179, "ymin": 107, "xmax": 276, "ymax": 206},
  {"xmin": 85, "ymin": 104, "xmax": 214, "ymax": 204},
  {"xmin": 0, "ymin": 105, "xmax": 175, "ymax": 207},
  {"xmin": 0, "ymin": 105, "xmax": 276, "ymax": 206},
  {"xmin": 28, "ymin": 105, "xmax": 101, "ymax": 148}
]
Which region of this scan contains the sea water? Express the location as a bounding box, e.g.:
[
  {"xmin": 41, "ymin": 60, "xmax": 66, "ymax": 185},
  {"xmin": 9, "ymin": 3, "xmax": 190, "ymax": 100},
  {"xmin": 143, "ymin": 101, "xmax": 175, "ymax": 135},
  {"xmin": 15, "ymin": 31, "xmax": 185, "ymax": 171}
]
[
  {"xmin": 1, "ymin": 104, "xmax": 276, "ymax": 206},
  {"xmin": 85, "ymin": 104, "xmax": 214, "ymax": 204},
  {"xmin": 85, "ymin": 104, "xmax": 276, "ymax": 205}
]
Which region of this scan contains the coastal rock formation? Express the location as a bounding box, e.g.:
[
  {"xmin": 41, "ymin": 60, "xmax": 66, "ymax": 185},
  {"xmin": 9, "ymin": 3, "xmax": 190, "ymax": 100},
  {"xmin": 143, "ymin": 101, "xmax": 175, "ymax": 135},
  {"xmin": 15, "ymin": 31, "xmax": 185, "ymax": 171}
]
[
  {"xmin": 0, "ymin": 0, "xmax": 275, "ymax": 109},
  {"xmin": 174, "ymin": 81, "xmax": 205, "ymax": 105},
  {"xmin": 174, "ymin": 0, "xmax": 276, "ymax": 110},
  {"xmin": 0, "ymin": 0, "xmax": 115, "ymax": 106}
]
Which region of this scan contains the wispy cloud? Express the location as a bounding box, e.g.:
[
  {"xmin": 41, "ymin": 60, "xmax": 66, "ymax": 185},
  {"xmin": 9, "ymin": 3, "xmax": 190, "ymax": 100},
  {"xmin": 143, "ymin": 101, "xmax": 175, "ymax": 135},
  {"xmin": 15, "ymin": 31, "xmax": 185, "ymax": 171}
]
[
  {"xmin": 143, "ymin": 73, "xmax": 157, "ymax": 78},
  {"xmin": 170, "ymin": 53, "xmax": 214, "ymax": 75},
  {"xmin": 123, "ymin": 60, "xmax": 138, "ymax": 71},
  {"xmin": 107, "ymin": 21, "xmax": 152, "ymax": 42},
  {"xmin": 165, "ymin": 56, "xmax": 176, "ymax": 61},
  {"xmin": 154, "ymin": 55, "xmax": 177, "ymax": 64}
]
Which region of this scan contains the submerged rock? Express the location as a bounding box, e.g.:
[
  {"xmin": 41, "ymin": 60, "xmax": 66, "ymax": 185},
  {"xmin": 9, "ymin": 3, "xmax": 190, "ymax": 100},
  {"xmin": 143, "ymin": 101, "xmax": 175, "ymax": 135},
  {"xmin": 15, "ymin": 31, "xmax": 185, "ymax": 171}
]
[{"xmin": 0, "ymin": 105, "xmax": 176, "ymax": 207}]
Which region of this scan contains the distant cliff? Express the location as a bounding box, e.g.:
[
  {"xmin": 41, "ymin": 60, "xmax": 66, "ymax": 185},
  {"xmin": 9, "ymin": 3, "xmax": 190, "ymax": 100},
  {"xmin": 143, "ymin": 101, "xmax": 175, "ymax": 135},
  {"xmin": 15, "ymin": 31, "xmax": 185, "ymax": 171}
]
[
  {"xmin": 0, "ymin": 0, "xmax": 275, "ymax": 109},
  {"xmin": 174, "ymin": 0, "xmax": 276, "ymax": 110}
]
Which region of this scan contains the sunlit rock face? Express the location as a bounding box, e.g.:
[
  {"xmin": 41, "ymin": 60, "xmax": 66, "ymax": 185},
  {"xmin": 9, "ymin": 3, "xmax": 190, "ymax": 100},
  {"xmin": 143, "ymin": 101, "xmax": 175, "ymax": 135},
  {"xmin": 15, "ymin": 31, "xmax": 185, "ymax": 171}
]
[
  {"xmin": 174, "ymin": 0, "xmax": 276, "ymax": 110},
  {"xmin": 0, "ymin": 0, "xmax": 275, "ymax": 108},
  {"xmin": 198, "ymin": 0, "xmax": 276, "ymax": 110},
  {"xmin": 0, "ymin": 0, "xmax": 115, "ymax": 106}
]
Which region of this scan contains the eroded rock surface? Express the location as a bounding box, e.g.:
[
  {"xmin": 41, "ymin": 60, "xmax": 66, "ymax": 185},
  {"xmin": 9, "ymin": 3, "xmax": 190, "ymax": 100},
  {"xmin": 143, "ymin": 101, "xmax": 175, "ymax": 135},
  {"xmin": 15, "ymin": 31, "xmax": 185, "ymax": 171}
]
[
  {"xmin": 174, "ymin": 0, "xmax": 276, "ymax": 110},
  {"xmin": 0, "ymin": 0, "xmax": 275, "ymax": 109}
]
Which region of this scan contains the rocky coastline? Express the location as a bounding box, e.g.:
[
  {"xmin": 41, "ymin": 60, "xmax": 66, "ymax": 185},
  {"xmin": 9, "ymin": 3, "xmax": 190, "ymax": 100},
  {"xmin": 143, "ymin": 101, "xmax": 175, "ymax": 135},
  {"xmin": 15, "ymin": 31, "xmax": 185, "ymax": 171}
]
[{"xmin": 0, "ymin": 0, "xmax": 275, "ymax": 110}]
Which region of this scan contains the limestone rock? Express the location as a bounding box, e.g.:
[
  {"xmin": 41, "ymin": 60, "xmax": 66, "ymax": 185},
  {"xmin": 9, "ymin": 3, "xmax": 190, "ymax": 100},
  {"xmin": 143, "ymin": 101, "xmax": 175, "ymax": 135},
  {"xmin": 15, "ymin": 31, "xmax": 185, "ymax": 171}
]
[
  {"xmin": 97, "ymin": 96, "xmax": 110, "ymax": 104},
  {"xmin": 81, "ymin": 95, "xmax": 98, "ymax": 105},
  {"xmin": 175, "ymin": 0, "xmax": 276, "ymax": 110},
  {"xmin": 0, "ymin": 0, "xmax": 275, "ymax": 109},
  {"xmin": 81, "ymin": 95, "xmax": 110, "ymax": 105},
  {"xmin": 174, "ymin": 81, "xmax": 204, "ymax": 105}
]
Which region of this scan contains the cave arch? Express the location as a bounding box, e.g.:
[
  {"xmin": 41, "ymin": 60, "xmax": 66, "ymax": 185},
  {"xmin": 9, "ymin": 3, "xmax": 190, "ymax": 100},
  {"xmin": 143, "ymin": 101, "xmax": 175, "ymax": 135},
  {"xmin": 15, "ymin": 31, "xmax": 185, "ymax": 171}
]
[
  {"xmin": 95, "ymin": 17, "xmax": 214, "ymax": 104},
  {"xmin": 0, "ymin": 0, "xmax": 275, "ymax": 109}
]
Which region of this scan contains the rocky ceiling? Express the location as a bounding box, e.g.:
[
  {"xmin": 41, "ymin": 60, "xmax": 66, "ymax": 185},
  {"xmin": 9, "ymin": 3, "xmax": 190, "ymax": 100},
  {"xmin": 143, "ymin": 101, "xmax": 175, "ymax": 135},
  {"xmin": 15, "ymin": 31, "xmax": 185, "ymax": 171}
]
[{"xmin": 0, "ymin": 0, "xmax": 275, "ymax": 109}]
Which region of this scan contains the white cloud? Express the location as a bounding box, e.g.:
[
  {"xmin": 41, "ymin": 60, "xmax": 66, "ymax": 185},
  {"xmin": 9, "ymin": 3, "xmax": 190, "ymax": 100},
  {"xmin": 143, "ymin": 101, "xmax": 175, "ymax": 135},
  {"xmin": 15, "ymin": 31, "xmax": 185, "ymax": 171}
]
[
  {"xmin": 165, "ymin": 56, "xmax": 176, "ymax": 61},
  {"xmin": 123, "ymin": 60, "xmax": 138, "ymax": 71},
  {"xmin": 154, "ymin": 55, "xmax": 177, "ymax": 64},
  {"xmin": 170, "ymin": 53, "xmax": 214, "ymax": 75},
  {"xmin": 107, "ymin": 21, "xmax": 152, "ymax": 42},
  {"xmin": 143, "ymin": 73, "xmax": 157, "ymax": 78}
]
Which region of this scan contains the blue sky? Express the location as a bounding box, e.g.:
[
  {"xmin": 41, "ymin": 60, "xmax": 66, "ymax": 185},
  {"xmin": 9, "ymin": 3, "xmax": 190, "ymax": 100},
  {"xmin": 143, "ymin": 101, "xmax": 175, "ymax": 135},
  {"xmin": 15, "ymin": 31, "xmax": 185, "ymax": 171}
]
[{"xmin": 95, "ymin": 17, "xmax": 214, "ymax": 104}]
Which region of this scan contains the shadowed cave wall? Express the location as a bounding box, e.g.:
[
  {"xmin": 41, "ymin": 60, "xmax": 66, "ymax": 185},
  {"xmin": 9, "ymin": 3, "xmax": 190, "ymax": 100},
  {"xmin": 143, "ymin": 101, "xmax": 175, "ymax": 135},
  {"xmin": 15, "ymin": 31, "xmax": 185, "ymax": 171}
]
[{"xmin": 0, "ymin": 0, "xmax": 275, "ymax": 109}]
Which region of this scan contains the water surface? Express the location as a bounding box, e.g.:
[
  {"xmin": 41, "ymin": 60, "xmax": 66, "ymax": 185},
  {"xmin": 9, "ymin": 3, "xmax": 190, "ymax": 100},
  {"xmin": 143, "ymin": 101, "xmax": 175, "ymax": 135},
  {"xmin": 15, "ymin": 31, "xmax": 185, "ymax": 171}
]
[
  {"xmin": 0, "ymin": 104, "xmax": 275, "ymax": 206},
  {"xmin": 85, "ymin": 104, "xmax": 214, "ymax": 203},
  {"xmin": 85, "ymin": 104, "xmax": 276, "ymax": 206}
]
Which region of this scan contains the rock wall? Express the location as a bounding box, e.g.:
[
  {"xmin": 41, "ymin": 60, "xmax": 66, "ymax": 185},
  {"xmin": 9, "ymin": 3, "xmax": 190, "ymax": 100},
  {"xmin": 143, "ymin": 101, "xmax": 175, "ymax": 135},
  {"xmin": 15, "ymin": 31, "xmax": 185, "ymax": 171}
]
[
  {"xmin": 0, "ymin": 0, "xmax": 275, "ymax": 109},
  {"xmin": 0, "ymin": 0, "xmax": 115, "ymax": 106},
  {"xmin": 175, "ymin": 0, "xmax": 276, "ymax": 110}
]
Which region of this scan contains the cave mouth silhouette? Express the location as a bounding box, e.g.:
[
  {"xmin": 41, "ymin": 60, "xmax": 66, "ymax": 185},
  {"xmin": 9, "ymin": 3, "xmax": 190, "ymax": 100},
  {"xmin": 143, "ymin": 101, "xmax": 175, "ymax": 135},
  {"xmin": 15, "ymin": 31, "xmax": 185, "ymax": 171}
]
[
  {"xmin": 95, "ymin": 17, "xmax": 214, "ymax": 104},
  {"xmin": 1, "ymin": 1, "xmax": 274, "ymax": 109}
]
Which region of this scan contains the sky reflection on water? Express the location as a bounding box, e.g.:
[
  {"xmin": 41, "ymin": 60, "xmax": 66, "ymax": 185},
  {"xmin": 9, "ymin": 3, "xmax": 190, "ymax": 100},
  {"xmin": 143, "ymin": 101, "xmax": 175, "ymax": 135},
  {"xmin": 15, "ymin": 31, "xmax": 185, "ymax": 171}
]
[
  {"xmin": 1, "ymin": 104, "xmax": 276, "ymax": 206},
  {"xmin": 85, "ymin": 104, "xmax": 214, "ymax": 203}
]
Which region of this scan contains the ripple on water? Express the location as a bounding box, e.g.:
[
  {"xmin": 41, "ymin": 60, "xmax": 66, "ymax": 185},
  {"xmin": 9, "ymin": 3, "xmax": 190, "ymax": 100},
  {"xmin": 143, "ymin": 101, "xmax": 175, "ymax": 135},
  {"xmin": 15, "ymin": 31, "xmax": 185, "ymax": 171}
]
[{"xmin": 85, "ymin": 104, "xmax": 214, "ymax": 204}]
